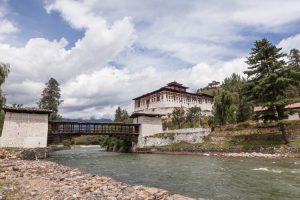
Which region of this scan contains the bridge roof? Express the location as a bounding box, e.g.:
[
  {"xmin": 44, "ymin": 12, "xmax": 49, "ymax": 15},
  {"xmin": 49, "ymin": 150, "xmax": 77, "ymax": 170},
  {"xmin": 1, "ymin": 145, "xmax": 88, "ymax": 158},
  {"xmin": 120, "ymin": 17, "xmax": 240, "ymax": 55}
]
[{"xmin": 49, "ymin": 120, "xmax": 140, "ymax": 126}]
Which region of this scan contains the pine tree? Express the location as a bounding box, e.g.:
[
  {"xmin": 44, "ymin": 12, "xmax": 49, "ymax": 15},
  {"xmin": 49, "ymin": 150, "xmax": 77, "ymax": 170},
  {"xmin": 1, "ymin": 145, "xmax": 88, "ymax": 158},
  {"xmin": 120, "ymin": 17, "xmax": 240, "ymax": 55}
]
[
  {"xmin": 114, "ymin": 107, "xmax": 132, "ymax": 123},
  {"xmin": 244, "ymin": 38, "xmax": 300, "ymax": 144},
  {"xmin": 38, "ymin": 78, "xmax": 63, "ymax": 120},
  {"xmin": 114, "ymin": 107, "xmax": 123, "ymax": 122},
  {"xmin": 288, "ymin": 48, "xmax": 300, "ymax": 97},
  {"xmin": 288, "ymin": 48, "xmax": 300, "ymax": 68}
]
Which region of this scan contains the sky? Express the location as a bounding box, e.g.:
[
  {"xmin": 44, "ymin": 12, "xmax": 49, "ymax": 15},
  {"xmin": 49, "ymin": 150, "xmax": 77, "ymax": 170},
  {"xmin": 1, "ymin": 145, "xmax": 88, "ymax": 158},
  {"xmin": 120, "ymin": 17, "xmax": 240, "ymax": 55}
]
[{"xmin": 1, "ymin": 0, "xmax": 300, "ymax": 119}]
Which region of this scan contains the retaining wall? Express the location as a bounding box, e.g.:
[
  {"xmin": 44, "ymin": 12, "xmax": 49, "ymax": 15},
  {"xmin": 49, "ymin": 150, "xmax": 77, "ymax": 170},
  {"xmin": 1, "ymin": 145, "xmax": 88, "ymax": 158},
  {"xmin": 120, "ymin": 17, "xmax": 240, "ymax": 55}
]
[{"xmin": 138, "ymin": 128, "xmax": 210, "ymax": 147}]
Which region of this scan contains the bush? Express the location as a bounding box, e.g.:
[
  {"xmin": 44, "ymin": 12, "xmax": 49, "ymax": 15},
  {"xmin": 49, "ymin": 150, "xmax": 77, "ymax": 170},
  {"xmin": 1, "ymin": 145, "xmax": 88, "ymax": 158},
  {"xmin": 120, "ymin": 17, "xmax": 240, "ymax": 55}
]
[
  {"xmin": 62, "ymin": 140, "xmax": 73, "ymax": 147},
  {"xmin": 236, "ymin": 121, "xmax": 252, "ymax": 129},
  {"xmin": 73, "ymin": 135, "xmax": 103, "ymax": 145}
]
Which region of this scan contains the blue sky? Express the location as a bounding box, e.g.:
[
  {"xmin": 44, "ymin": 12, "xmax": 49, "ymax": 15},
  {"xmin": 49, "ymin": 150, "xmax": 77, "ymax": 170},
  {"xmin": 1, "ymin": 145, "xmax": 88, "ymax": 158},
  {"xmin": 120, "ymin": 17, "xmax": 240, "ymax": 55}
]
[{"xmin": 1, "ymin": 0, "xmax": 300, "ymax": 119}]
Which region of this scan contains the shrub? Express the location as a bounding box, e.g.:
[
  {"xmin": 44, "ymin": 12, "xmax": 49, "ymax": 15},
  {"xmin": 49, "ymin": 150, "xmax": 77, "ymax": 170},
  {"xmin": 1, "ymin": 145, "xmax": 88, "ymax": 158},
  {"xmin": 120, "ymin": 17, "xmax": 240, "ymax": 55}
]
[
  {"xmin": 73, "ymin": 135, "xmax": 103, "ymax": 145},
  {"xmin": 62, "ymin": 140, "xmax": 73, "ymax": 147},
  {"xmin": 236, "ymin": 121, "xmax": 252, "ymax": 129}
]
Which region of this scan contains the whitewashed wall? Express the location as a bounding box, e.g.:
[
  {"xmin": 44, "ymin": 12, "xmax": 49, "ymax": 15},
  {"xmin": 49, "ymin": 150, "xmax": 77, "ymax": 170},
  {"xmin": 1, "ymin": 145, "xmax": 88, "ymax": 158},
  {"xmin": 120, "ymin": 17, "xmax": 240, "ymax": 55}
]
[
  {"xmin": 134, "ymin": 92, "xmax": 213, "ymax": 115},
  {"xmin": 133, "ymin": 116, "xmax": 163, "ymax": 137},
  {"xmin": 0, "ymin": 112, "xmax": 49, "ymax": 148},
  {"xmin": 133, "ymin": 115, "xmax": 163, "ymax": 148},
  {"xmin": 138, "ymin": 128, "xmax": 211, "ymax": 148},
  {"xmin": 288, "ymin": 113, "xmax": 300, "ymax": 120}
]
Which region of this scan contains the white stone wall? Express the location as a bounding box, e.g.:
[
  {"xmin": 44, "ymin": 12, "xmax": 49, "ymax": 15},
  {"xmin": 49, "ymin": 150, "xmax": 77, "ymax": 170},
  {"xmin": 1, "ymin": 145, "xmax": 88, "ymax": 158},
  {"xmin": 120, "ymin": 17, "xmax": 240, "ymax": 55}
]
[
  {"xmin": 138, "ymin": 128, "xmax": 211, "ymax": 148},
  {"xmin": 0, "ymin": 112, "xmax": 49, "ymax": 148},
  {"xmin": 133, "ymin": 116, "xmax": 163, "ymax": 148},
  {"xmin": 288, "ymin": 112, "xmax": 300, "ymax": 120},
  {"xmin": 133, "ymin": 116, "xmax": 163, "ymax": 137}
]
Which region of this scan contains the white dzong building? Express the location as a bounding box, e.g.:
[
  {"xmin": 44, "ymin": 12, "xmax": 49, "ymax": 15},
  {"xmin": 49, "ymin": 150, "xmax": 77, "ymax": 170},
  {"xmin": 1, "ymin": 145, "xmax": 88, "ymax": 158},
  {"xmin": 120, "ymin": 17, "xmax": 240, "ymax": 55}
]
[{"xmin": 133, "ymin": 81, "xmax": 213, "ymax": 116}]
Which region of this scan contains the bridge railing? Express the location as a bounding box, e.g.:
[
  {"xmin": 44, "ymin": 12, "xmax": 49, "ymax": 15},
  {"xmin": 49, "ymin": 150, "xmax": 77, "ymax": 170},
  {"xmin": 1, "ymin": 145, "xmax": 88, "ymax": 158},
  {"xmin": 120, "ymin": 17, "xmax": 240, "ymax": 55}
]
[{"xmin": 48, "ymin": 121, "xmax": 140, "ymax": 135}]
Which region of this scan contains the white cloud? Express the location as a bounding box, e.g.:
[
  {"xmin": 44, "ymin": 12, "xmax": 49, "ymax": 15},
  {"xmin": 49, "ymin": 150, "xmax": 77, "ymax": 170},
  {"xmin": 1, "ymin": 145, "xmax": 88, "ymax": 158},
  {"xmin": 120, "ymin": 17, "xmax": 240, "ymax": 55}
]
[
  {"xmin": 0, "ymin": 19, "xmax": 17, "ymax": 34},
  {"xmin": 0, "ymin": 1, "xmax": 18, "ymax": 39},
  {"xmin": 0, "ymin": 0, "xmax": 135, "ymax": 119},
  {"xmin": 86, "ymin": 0, "xmax": 300, "ymax": 64},
  {"xmin": 278, "ymin": 34, "xmax": 300, "ymax": 53},
  {"xmin": 1, "ymin": 0, "xmax": 300, "ymax": 119},
  {"xmin": 232, "ymin": 1, "xmax": 300, "ymax": 31}
]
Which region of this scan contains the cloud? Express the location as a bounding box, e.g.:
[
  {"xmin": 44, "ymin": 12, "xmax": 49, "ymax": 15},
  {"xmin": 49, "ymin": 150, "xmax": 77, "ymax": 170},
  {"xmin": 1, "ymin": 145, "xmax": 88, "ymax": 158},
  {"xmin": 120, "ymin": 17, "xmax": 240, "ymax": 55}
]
[
  {"xmin": 278, "ymin": 34, "xmax": 300, "ymax": 53},
  {"xmin": 85, "ymin": 0, "xmax": 300, "ymax": 64},
  {"xmin": 0, "ymin": 1, "xmax": 18, "ymax": 39},
  {"xmin": 232, "ymin": 1, "xmax": 300, "ymax": 31},
  {"xmin": 0, "ymin": 0, "xmax": 135, "ymax": 118},
  {"xmin": 1, "ymin": 0, "xmax": 300, "ymax": 119}
]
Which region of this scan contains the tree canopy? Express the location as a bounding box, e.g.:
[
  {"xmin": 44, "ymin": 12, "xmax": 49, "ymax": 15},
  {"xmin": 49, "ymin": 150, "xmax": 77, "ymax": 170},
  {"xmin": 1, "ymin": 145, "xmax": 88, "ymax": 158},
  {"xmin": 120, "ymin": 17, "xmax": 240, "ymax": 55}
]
[
  {"xmin": 186, "ymin": 106, "xmax": 202, "ymax": 128},
  {"xmin": 288, "ymin": 48, "xmax": 300, "ymax": 68},
  {"xmin": 114, "ymin": 106, "xmax": 132, "ymax": 123},
  {"xmin": 38, "ymin": 78, "xmax": 63, "ymax": 120},
  {"xmin": 244, "ymin": 38, "xmax": 300, "ymax": 143},
  {"xmin": 171, "ymin": 107, "xmax": 186, "ymax": 129}
]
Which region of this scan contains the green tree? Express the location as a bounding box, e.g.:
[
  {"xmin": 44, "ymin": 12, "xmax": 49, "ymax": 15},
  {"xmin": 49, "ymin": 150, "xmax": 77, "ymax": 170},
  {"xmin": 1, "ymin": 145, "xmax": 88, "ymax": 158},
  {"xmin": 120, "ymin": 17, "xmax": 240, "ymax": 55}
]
[
  {"xmin": 222, "ymin": 73, "xmax": 252, "ymax": 123},
  {"xmin": 288, "ymin": 48, "xmax": 300, "ymax": 68},
  {"xmin": 171, "ymin": 107, "xmax": 186, "ymax": 129},
  {"xmin": 0, "ymin": 63, "xmax": 10, "ymax": 108},
  {"xmin": 222, "ymin": 73, "xmax": 245, "ymax": 93},
  {"xmin": 186, "ymin": 106, "xmax": 202, "ymax": 128},
  {"xmin": 114, "ymin": 107, "xmax": 123, "ymax": 122},
  {"xmin": 244, "ymin": 38, "xmax": 300, "ymax": 144},
  {"xmin": 38, "ymin": 78, "xmax": 63, "ymax": 120},
  {"xmin": 213, "ymin": 90, "xmax": 237, "ymax": 126},
  {"xmin": 236, "ymin": 95, "xmax": 252, "ymax": 123},
  {"xmin": 288, "ymin": 48, "xmax": 300, "ymax": 97},
  {"xmin": 114, "ymin": 107, "xmax": 132, "ymax": 123}
]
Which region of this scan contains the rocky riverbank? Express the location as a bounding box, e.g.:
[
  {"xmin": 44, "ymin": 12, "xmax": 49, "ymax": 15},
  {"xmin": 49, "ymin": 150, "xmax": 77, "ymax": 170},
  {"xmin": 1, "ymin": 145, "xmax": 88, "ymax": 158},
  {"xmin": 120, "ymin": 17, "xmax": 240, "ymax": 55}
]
[{"xmin": 0, "ymin": 148, "xmax": 194, "ymax": 200}]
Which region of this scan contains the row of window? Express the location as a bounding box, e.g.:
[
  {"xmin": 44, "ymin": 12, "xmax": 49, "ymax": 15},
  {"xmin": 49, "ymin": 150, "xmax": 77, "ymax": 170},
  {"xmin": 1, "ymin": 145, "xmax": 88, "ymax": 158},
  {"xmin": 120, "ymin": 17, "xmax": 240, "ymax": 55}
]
[{"xmin": 136, "ymin": 95, "xmax": 212, "ymax": 107}]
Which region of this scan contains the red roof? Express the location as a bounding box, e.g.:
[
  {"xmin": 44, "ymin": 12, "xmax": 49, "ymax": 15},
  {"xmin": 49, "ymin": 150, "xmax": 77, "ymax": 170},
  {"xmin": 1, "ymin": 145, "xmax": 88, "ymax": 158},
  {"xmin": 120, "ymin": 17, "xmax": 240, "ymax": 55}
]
[{"xmin": 254, "ymin": 102, "xmax": 300, "ymax": 112}]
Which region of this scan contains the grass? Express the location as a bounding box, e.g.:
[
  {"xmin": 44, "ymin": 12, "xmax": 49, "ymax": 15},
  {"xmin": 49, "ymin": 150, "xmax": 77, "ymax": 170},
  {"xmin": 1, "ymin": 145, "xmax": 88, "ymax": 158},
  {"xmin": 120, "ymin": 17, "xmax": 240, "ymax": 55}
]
[
  {"xmin": 148, "ymin": 133, "xmax": 175, "ymax": 140},
  {"xmin": 289, "ymin": 139, "xmax": 300, "ymax": 147},
  {"xmin": 161, "ymin": 132, "xmax": 300, "ymax": 150}
]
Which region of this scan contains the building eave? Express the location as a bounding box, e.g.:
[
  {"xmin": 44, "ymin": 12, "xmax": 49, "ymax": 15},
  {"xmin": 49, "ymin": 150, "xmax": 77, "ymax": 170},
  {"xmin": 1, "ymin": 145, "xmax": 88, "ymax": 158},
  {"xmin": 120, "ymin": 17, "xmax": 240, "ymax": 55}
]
[
  {"xmin": 133, "ymin": 88, "xmax": 214, "ymax": 100},
  {"xmin": 3, "ymin": 106, "xmax": 53, "ymax": 114},
  {"xmin": 130, "ymin": 112, "xmax": 165, "ymax": 118}
]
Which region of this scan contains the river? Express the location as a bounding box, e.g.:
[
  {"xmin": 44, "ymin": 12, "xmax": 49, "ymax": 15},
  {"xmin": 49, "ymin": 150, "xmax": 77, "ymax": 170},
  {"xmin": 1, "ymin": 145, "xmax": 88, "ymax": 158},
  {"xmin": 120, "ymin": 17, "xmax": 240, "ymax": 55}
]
[{"xmin": 48, "ymin": 147, "xmax": 300, "ymax": 200}]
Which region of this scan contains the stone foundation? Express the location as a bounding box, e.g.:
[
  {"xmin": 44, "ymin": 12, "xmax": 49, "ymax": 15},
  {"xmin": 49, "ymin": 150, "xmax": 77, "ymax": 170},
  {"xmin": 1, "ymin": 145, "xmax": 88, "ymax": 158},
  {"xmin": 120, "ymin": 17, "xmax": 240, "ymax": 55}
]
[{"xmin": 138, "ymin": 128, "xmax": 210, "ymax": 148}]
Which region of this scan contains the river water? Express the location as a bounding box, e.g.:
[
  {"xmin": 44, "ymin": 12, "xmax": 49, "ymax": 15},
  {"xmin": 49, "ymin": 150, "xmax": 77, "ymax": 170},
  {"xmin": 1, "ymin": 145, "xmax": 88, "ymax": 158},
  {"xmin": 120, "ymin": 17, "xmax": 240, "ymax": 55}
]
[{"xmin": 49, "ymin": 147, "xmax": 300, "ymax": 200}]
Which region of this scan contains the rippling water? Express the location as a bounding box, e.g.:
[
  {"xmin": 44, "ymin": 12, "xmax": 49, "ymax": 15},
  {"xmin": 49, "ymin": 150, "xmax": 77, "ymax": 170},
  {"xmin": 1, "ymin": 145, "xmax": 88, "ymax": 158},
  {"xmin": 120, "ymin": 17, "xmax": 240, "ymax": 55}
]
[{"xmin": 49, "ymin": 147, "xmax": 300, "ymax": 200}]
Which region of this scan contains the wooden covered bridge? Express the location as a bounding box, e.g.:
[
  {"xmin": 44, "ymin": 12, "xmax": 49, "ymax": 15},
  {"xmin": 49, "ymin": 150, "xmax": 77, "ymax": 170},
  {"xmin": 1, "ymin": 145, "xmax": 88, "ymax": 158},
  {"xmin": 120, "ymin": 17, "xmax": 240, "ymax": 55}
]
[{"xmin": 48, "ymin": 121, "xmax": 140, "ymax": 143}]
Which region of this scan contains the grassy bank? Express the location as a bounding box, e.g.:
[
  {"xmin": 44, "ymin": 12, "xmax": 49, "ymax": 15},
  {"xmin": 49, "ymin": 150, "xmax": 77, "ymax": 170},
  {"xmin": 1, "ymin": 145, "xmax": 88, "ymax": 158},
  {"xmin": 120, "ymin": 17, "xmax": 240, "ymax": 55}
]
[{"xmin": 138, "ymin": 120, "xmax": 300, "ymax": 157}]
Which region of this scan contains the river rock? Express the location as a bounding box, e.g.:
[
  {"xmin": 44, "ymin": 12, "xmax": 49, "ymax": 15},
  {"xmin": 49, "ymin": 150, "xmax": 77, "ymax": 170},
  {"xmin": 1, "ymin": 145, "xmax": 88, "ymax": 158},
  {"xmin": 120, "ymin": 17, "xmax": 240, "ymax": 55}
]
[{"xmin": 0, "ymin": 149, "xmax": 196, "ymax": 199}]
